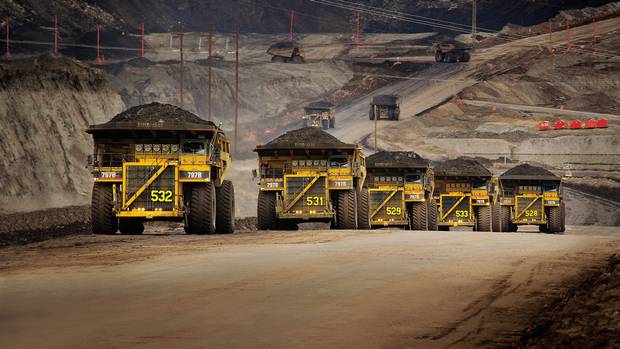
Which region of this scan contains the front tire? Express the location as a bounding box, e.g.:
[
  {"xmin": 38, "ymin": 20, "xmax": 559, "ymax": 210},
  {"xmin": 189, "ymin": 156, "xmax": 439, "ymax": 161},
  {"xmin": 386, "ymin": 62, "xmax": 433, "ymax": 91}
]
[
  {"xmin": 357, "ymin": 188, "xmax": 371, "ymax": 229},
  {"xmin": 91, "ymin": 183, "xmax": 118, "ymax": 235},
  {"xmin": 336, "ymin": 189, "xmax": 357, "ymax": 229},
  {"xmin": 475, "ymin": 205, "xmax": 492, "ymax": 232},
  {"xmin": 185, "ymin": 182, "xmax": 216, "ymax": 235},
  {"xmin": 409, "ymin": 202, "xmax": 428, "ymax": 231},
  {"xmin": 257, "ymin": 190, "xmax": 278, "ymax": 230},
  {"xmin": 547, "ymin": 205, "xmax": 563, "ymax": 234},
  {"xmin": 427, "ymin": 198, "xmax": 438, "ymax": 231},
  {"xmin": 216, "ymin": 180, "xmax": 235, "ymax": 234}
]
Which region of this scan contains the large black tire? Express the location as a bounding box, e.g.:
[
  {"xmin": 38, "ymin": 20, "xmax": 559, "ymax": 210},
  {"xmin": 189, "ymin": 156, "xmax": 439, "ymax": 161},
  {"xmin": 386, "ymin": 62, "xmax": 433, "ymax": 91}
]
[
  {"xmin": 91, "ymin": 183, "xmax": 117, "ymax": 235},
  {"xmin": 185, "ymin": 182, "xmax": 216, "ymax": 235},
  {"xmin": 321, "ymin": 119, "xmax": 329, "ymax": 130},
  {"xmin": 271, "ymin": 55, "xmax": 286, "ymax": 63},
  {"xmin": 409, "ymin": 202, "xmax": 427, "ymax": 231},
  {"xmin": 336, "ymin": 189, "xmax": 357, "ymax": 229},
  {"xmin": 291, "ymin": 55, "xmax": 304, "ymax": 63},
  {"xmin": 329, "ymin": 117, "xmax": 335, "ymax": 129},
  {"xmin": 475, "ymin": 205, "xmax": 492, "ymax": 232},
  {"xmin": 435, "ymin": 51, "xmax": 444, "ymax": 62},
  {"xmin": 560, "ymin": 201, "xmax": 566, "ymax": 233},
  {"xmin": 461, "ymin": 52, "xmax": 471, "ymax": 62},
  {"xmin": 493, "ymin": 204, "xmax": 513, "ymax": 233},
  {"xmin": 257, "ymin": 190, "xmax": 278, "ymax": 230},
  {"xmin": 216, "ymin": 180, "xmax": 235, "ymax": 234},
  {"xmin": 118, "ymin": 219, "xmax": 144, "ymax": 235},
  {"xmin": 547, "ymin": 206, "xmax": 563, "ymax": 234},
  {"xmin": 426, "ymin": 198, "xmax": 438, "ymax": 231},
  {"xmin": 369, "ymin": 108, "xmax": 375, "ymax": 120},
  {"xmin": 357, "ymin": 188, "xmax": 371, "ymax": 229}
]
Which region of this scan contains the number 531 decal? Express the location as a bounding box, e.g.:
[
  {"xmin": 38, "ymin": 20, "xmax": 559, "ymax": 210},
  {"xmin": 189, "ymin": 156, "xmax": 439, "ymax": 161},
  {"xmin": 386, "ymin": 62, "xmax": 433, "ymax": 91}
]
[{"xmin": 151, "ymin": 190, "xmax": 173, "ymax": 202}]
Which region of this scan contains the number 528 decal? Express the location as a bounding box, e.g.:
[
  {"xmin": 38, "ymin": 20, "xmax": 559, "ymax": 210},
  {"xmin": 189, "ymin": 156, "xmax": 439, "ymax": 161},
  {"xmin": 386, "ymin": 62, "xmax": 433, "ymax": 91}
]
[{"xmin": 151, "ymin": 190, "xmax": 173, "ymax": 202}]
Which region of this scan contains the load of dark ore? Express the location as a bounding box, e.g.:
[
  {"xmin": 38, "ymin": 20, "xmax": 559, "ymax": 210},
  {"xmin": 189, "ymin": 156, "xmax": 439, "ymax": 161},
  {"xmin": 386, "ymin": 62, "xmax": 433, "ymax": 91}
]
[
  {"xmin": 501, "ymin": 163, "xmax": 559, "ymax": 179},
  {"xmin": 262, "ymin": 127, "xmax": 350, "ymax": 148},
  {"xmin": 108, "ymin": 102, "xmax": 214, "ymax": 126},
  {"xmin": 367, "ymin": 151, "xmax": 429, "ymax": 167},
  {"xmin": 434, "ymin": 157, "xmax": 491, "ymax": 177}
]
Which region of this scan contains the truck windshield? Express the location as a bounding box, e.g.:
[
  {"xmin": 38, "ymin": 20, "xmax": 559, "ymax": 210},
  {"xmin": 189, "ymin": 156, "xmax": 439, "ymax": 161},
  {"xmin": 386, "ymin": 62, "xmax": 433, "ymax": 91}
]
[
  {"xmin": 404, "ymin": 173, "xmax": 422, "ymax": 184},
  {"xmin": 328, "ymin": 156, "xmax": 350, "ymax": 168},
  {"xmin": 182, "ymin": 141, "xmax": 206, "ymax": 155},
  {"xmin": 543, "ymin": 182, "xmax": 558, "ymax": 192},
  {"xmin": 472, "ymin": 181, "xmax": 488, "ymax": 190}
]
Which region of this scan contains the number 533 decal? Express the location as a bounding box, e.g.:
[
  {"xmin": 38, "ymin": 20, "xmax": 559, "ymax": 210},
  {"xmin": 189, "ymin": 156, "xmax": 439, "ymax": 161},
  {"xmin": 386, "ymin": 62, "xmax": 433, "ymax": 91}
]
[{"xmin": 151, "ymin": 190, "xmax": 173, "ymax": 202}]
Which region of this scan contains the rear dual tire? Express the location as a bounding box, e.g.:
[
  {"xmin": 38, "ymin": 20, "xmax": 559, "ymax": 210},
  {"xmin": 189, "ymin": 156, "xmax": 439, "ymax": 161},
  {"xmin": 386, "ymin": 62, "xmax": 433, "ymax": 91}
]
[
  {"xmin": 475, "ymin": 205, "xmax": 492, "ymax": 232},
  {"xmin": 215, "ymin": 180, "xmax": 235, "ymax": 234},
  {"xmin": 357, "ymin": 188, "xmax": 371, "ymax": 230}
]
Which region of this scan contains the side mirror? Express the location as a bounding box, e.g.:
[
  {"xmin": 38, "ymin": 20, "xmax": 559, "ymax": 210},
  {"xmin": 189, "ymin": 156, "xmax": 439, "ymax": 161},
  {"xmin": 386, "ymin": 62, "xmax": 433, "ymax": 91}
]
[{"xmin": 251, "ymin": 169, "xmax": 258, "ymax": 180}]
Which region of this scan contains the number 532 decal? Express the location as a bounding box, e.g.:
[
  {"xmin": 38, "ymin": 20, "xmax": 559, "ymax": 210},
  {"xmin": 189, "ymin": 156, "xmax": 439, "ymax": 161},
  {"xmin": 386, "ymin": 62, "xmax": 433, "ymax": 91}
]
[{"xmin": 151, "ymin": 190, "xmax": 173, "ymax": 202}]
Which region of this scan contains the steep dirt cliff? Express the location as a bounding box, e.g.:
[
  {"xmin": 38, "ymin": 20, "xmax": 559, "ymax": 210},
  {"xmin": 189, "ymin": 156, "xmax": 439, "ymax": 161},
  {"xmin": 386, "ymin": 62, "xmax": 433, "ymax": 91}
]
[{"xmin": 0, "ymin": 54, "xmax": 125, "ymax": 214}]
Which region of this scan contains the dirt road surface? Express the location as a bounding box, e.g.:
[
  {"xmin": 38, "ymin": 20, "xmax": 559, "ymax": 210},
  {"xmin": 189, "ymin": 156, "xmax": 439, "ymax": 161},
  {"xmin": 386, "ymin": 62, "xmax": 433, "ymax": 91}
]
[{"xmin": 1, "ymin": 227, "xmax": 618, "ymax": 348}]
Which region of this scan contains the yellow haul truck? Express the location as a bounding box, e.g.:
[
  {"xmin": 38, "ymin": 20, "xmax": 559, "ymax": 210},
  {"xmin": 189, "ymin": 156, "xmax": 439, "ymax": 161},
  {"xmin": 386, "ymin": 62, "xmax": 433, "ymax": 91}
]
[
  {"xmin": 86, "ymin": 103, "xmax": 234, "ymax": 235},
  {"xmin": 253, "ymin": 127, "xmax": 366, "ymax": 230},
  {"xmin": 362, "ymin": 151, "xmax": 436, "ymax": 230},
  {"xmin": 494, "ymin": 164, "xmax": 565, "ymax": 233},
  {"xmin": 433, "ymin": 158, "xmax": 494, "ymax": 231}
]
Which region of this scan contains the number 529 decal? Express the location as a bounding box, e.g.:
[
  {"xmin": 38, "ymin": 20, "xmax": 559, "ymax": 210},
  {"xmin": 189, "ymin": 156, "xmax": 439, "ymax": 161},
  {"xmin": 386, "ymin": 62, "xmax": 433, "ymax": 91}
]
[
  {"xmin": 386, "ymin": 207, "xmax": 402, "ymax": 216},
  {"xmin": 151, "ymin": 190, "xmax": 173, "ymax": 202}
]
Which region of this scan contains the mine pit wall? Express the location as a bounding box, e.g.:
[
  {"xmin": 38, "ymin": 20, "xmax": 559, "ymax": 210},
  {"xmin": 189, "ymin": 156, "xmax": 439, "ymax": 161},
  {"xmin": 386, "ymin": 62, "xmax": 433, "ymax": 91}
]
[
  {"xmin": 0, "ymin": 55, "xmax": 125, "ymax": 214},
  {"xmin": 104, "ymin": 59, "xmax": 354, "ymax": 134}
]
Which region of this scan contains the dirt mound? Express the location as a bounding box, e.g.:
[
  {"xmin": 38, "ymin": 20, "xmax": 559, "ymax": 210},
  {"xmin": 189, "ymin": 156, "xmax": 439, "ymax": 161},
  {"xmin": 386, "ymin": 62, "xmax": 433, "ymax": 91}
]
[
  {"xmin": 517, "ymin": 255, "xmax": 620, "ymax": 349},
  {"xmin": 434, "ymin": 157, "xmax": 491, "ymax": 177},
  {"xmin": 367, "ymin": 151, "xmax": 429, "ymax": 168},
  {"xmin": 0, "ymin": 206, "xmax": 90, "ymax": 247},
  {"xmin": 235, "ymin": 217, "xmax": 257, "ymax": 232},
  {"xmin": 501, "ymin": 164, "xmax": 559, "ymax": 180},
  {"xmin": 258, "ymin": 127, "xmax": 352, "ymax": 149},
  {"xmin": 108, "ymin": 102, "xmax": 214, "ymax": 126}
]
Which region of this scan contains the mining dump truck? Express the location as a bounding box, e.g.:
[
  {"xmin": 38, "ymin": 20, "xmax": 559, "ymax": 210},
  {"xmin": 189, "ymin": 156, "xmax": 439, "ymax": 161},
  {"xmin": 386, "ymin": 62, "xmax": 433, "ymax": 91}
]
[
  {"xmin": 362, "ymin": 151, "xmax": 436, "ymax": 230},
  {"xmin": 86, "ymin": 102, "xmax": 235, "ymax": 235},
  {"xmin": 253, "ymin": 127, "xmax": 366, "ymax": 230},
  {"xmin": 433, "ymin": 158, "xmax": 494, "ymax": 231},
  {"xmin": 494, "ymin": 164, "xmax": 565, "ymax": 233},
  {"xmin": 369, "ymin": 95, "xmax": 400, "ymax": 121},
  {"xmin": 434, "ymin": 41, "xmax": 471, "ymax": 63},
  {"xmin": 267, "ymin": 41, "xmax": 305, "ymax": 63},
  {"xmin": 303, "ymin": 101, "xmax": 335, "ymax": 130}
]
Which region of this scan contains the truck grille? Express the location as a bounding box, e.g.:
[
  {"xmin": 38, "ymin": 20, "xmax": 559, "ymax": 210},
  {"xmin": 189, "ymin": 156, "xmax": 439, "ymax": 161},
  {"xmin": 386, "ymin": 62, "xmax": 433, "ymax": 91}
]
[
  {"xmin": 440, "ymin": 195, "xmax": 472, "ymax": 222},
  {"xmin": 515, "ymin": 196, "xmax": 543, "ymax": 222},
  {"xmin": 369, "ymin": 190, "xmax": 404, "ymax": 220},
  {"xmin": 284, "ymin": 176, "xmax": 327, "ymax": 213},
  {"xmin": 125, "ymin": 165, "xmax": 176, "ymax": 211}
]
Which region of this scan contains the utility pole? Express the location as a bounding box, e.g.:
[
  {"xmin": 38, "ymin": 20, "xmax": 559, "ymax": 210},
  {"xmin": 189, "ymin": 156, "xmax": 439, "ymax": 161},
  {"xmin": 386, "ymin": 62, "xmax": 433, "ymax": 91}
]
[
  {"xmin": 548, "ymin": 19, "xmax": 553, "ymax": 55},
  {"xmin": 53, "ymin": 15, "xmax": 59, "ymax": 54},
  {"xmin": 288, "ymin": 10, "xmax": 295, "ymax": 42},
  {"xmin": 5, "ymin": 16, "xmax": 10, "ymax": 58},
  {"xmin": 96, "ymin": 25, "xmax": 102, "ymax": 62},
  {"xmin": 471, "ymin": 0, "xmax": 477, "ymax": 48},
  {"xmin": 566, "ymin": 19, "xmax": 572, "ymax": 52},
  {"xmin": 234, "ymin": 24, "xmax": 240, "ymax": 155},
  {"xmin": 354, "ymin": 11, "xmax": 361, "ymax": 45},
  {"xmin": 173, "ymin": 22, "xmax": 185, "ymax": 106},
  {"xmin": 374, "ymin": 105, "xmax": 378, "ymax": 151},
  {"xmin": 208, "ymin": 28, "xmax": 213, "ymax": 121},
  {"xmin": 140, "ymin": 21, "xmax": 145, "ymax": 58}
]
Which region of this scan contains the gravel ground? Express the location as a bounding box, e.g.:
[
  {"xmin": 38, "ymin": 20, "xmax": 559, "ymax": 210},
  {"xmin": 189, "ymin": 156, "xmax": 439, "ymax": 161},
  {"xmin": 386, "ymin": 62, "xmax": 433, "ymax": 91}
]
[{"xmin": 517, "ymin": 255, "xmax": 620, "ymax": 349}]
